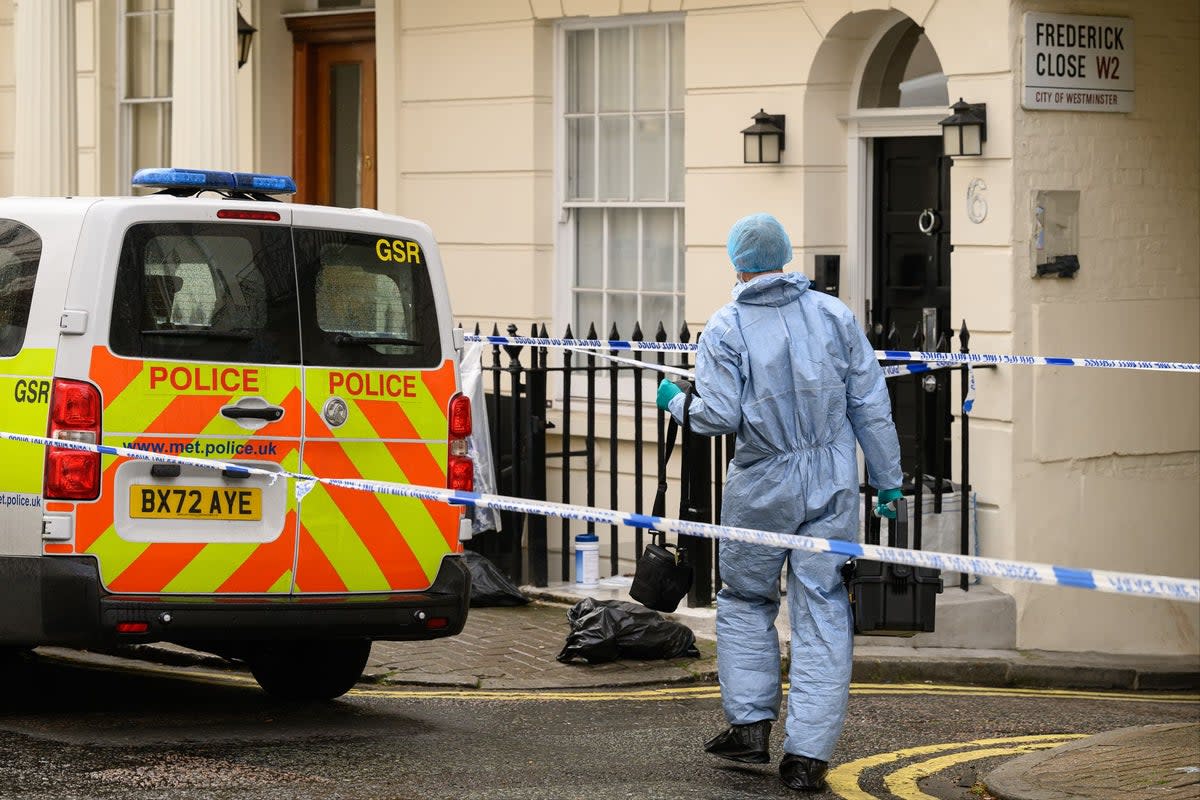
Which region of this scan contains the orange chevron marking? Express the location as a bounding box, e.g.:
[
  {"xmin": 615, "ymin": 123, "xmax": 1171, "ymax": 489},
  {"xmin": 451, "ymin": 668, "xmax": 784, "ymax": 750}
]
[
  {"xmin": 75, "ymin": 458, "xmax": 120, "ymax": 551},
  {"xmin": 383, "ymin": 441, "xmax": 444, "ymax": 491},
  {"xmin": 421, "ymin": 360, "xmax": 458, "ymax": 408},
  {"xmin": 89, "ymin": 347, "xmax": 144, "ymax": 408},
  {"xmin": 296, "ymin": 522, "xmax": 348, "ymax": 593},
  {"xmin": 355, "ymin": 398, "xmax": 420, "ymax": 441},
  {"xmin": 381, "ymin": 441, "xmax": 459, "ymax": 549},
  {"xmin": 301, "ymin": 405, "xmax": 426, "ymax": 589},
  {"xmin": 144, "ymin": 393, "xmax": 233, "ymax": 435},
  {"xmin": 216, "ymin": 510, "xmax": 298, "ymax": 593},
  {"xmin": 264, "ymin": 385, "xmax": 303, "ymax": 439},
  {"xmin": 108, "ymin": 541, "xmax": 207, "ymax": 593}
]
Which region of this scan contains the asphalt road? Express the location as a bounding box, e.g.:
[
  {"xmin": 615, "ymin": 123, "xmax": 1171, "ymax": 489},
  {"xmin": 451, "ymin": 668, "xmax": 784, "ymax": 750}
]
[{"xmin": 0, "ymin": 649, "xmax": 1195, "ymax": 800}]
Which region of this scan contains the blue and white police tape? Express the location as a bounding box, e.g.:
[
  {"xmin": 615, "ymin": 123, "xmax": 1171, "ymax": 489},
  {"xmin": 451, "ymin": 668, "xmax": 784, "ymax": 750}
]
[
  {"xmin": 464, "ymin": 333, "xmax": 1200, "ymax": 374},
  {"xmin": 3, "ymin": 430, "xmax": 1196, "ymax": 604},
  {"xmin": 562, "ymin": 346, "xmax": 694, "ymax": 378},
  {"xmin": 567, "ymin": 348, "xmax": 959, "ymax": 382}
]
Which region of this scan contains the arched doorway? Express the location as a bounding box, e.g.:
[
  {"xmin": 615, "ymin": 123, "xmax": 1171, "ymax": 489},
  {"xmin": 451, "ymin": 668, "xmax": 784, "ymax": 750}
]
[
  {"xmin": 857, "ymin": 17, "xmax": 953, "ymax": 485},
  {"xmin": 802, "ymin": 10, "xmax": 954, "ymax": 485}
]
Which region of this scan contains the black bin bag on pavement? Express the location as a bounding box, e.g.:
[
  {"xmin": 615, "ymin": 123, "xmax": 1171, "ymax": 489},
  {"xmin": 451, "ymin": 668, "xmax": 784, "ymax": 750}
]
[
  {"xmin": 556, "ymin": 598, "xmax": 700, "ymax": 664},
  {"xmin": 463, "ymin": 550, "xmax": 530, "ymax": 607}
]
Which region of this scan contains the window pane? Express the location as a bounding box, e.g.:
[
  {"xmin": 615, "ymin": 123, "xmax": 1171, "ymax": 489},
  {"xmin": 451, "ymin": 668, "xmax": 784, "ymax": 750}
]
[
  {"xmin": 575, "ymin": 209, "xmax": 603, "ymax": 289},
  {"xmin": 598, "ymin": 117, "xmax": 629, "ymax": 200},
  {"xmin": 131, "ymin": 104, "xmax": 167, "ymax": 174},
  {"xmin": 567, "ymin": 117, "xmax": 595, "ymax": 200},
  {"xmin": 634, "ymin": 25, "xmax": 666, "ymax": 112},
  {"xmin": 567, "ymin": 30, "xmax": 595, "ymax": 114},
  {"xmin": 641, "ymin": 293, "xmax": 674, "ymax": 337},
  {"xmin": 608, "ymin": 292, "xmax": 637, "ymax": 338},
  {"xmin": 575, "ymin": 291, "xmax": 603, "ymax": 338},
  {"xmin": 295, "ymin": 228, "xmax": 442, "ymax": 368},
  {"xmin": 330, "ymin": 63, "xmax": 363, "ymax": 208},
  {"xmin": 641, "ymin": 209, "xmax": 674, "ymax": 292},
  {"xmin": 608, "ymin": 208, "xmax": 637, "ymax": 290},
  {"xmin": 126, "ymin": 15, "xmax": 152, "ymax": 97},
  {"xmin": 669, "ymin": 113, "xmax": 684, "ymax": 201},
  {"xmin": 675, "ymin": 212, "xmax": 685, "ymax": 292},
  {"xmin": 0, "ymin": 221, "xmax": 42, "ymax": 358},
  {"xmin": 110, "ymin": 223, "xmax": 300, "ymax": 364},
  {"xmin": 669, "ymin": 23, "xmax": 684, "ymax": 111},
  {"xmin": 634, "ymin": 115, "xmax": 666, "ymax": 201},
  {"xmin": 155, "ymin": 13, "xmax": 172, "ymax": 98},
  {"xmin": 598, "ymin": 27, "xmax": 629, "ymax": 112}
]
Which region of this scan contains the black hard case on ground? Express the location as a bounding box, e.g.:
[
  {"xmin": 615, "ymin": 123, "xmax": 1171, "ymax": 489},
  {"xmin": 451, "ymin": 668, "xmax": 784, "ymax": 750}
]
[{"xmin": 847, "ymin": 497, "xmax": 943, "ymax": 637}]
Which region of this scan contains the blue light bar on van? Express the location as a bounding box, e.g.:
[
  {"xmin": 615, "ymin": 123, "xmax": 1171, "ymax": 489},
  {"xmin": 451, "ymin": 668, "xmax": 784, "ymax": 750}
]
[
  {"xmin": 131, "ymin": 167, "xmax": 297, "ymax": 195},
  {"xmin": 232, "ymin": 172, "xmax": 297, "ymax": 194}
]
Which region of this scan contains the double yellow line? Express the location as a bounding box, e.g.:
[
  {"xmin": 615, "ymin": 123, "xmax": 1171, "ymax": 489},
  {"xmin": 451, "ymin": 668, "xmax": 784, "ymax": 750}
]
[{"xmin": 826, "ymin": 734, "xmax": 1087, "ymax": 800}]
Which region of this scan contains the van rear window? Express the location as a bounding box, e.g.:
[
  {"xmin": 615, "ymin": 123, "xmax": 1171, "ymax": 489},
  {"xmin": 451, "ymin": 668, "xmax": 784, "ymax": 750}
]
[
  {"xmin": 110, "ymin": 222, "xmax": 300, "ymax": 364},
  {"xmin": 295, "ymin": 229, "xmax": 441, "ymax": 368},
  {"xmin": 0, "ymin": 220, "xmax": 41, "ymax": 358}
]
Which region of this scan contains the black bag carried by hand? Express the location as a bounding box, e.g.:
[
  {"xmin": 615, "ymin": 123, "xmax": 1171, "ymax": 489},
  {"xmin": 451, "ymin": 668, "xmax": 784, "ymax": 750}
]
[
  {"xmin": 630, "ymin": 532, "xmax": 693, "ymax": 613},
  {"xmin": 629, "ymin": 385, "xmax": 695, "ymax": 613}
]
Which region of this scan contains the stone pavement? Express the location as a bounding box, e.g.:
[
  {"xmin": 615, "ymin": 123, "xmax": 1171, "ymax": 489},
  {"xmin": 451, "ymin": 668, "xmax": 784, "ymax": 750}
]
[
  {"xmin": 984, "ymin": 723, "xmax": 1200, "ymax": 800},
  {"xmin": 363, "ymin": 602, "xmax": 716, "ymax": 690}
]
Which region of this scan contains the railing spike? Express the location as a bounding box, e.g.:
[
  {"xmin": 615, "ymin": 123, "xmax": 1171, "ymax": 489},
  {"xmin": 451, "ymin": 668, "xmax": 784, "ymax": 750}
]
[
  {"xmin": 491, "ymin": 322, "xmax": 500, "ymax": 336},
  {"xmin": 959, "ymin": 320, "xmax": 970, "ymax": 352},
  {"xmin": 655, "ymin": 321, "xmax": 667, "ymax": 342},
  {"xmin": 586, "ymin": 322, "xmax": 598, "ymax": 340},
  {"xmin": 564, "ymin": 323, "xmax": 574, "ymax": 339},
  {"xmin": 631, "ymin": 321, "xmax": 644, "ymax": 341},
  {"xmin": 609, "ymin": 321, "xmax": 620, "ymax": 341},
  {"xmin": 679, "ymin": 320, "xmax": 691, "ymax": 343}
]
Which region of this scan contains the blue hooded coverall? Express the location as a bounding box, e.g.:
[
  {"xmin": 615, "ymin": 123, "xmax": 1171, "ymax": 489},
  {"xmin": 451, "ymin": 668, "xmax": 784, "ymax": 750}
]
[{"xmin": 666, "ymin": 266, "xmax": 901, "ymax": 763}]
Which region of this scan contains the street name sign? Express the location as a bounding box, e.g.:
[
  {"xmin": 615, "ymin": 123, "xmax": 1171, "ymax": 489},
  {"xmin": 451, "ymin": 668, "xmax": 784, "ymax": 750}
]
[{"xmin": 1023, "ymin": 12, "xmax": 1134, "ymax": 112}]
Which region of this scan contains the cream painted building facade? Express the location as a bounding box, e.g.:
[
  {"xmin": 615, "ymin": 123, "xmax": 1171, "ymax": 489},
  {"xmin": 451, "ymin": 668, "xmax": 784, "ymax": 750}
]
[{"xmin": 1, "ymin": 0, "xmax": 1197, "ymax": 656}]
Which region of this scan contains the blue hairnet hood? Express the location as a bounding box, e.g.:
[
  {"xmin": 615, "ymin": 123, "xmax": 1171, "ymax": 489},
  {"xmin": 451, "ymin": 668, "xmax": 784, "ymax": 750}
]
[{"xmin": 727, "ymin": 213, "xmax": 793, "ymax": 273}]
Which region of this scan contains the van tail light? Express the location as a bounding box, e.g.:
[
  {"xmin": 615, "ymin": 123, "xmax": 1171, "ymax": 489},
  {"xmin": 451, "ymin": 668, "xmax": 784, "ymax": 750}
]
[
  {"xmin": 447, "ymin": 393, "xmax": 473, "ymax": 491},
  {"xmin": 45, "ymin": 379, "xmax": 102, "ymax": 500}
]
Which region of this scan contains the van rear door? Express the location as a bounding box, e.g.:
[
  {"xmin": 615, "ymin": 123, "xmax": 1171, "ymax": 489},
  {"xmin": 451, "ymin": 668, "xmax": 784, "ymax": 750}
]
[
  {"xmin": 290, "ymin": 207, "xmax": 461, "ymax": 594},
  {"xmin": 0, "ymin": 215, "xmax": 57, "ymax": 557},
  {"xmin": 65, "ymin": 202, "xmax": 304, "ymax": 595}
]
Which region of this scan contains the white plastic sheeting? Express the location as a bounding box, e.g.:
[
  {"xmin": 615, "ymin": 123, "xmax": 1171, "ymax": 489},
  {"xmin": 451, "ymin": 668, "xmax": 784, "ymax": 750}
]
[{"xmin": 461, "ymin": 341, "xmax": 501, "ymax": 534}]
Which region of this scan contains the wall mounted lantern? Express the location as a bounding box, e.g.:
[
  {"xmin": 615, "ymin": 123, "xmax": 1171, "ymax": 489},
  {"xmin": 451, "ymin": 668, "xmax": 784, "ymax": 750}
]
[
  {"xmin": 237, "ymin": 9, "xmax": 257, "ymax": 70},
  {"xmin": 939, "ymin": 98, "xmax": 987, "ymax": 157},
  {"xmin": 741, "ymin": 109, "xmax": 786, "ymax": 164}
]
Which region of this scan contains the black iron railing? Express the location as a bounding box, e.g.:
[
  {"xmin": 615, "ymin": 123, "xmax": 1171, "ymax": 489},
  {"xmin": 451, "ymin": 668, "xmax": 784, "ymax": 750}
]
[{"xmin": 465, "ymin": 319, "xmax": 979, "ymax": 602}]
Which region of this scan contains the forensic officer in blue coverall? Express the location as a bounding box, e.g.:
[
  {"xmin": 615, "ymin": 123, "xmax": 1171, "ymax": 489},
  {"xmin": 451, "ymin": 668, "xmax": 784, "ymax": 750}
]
[{"xmin": 657, "ymin": 213, "xmax": 903, "ymax": 792}]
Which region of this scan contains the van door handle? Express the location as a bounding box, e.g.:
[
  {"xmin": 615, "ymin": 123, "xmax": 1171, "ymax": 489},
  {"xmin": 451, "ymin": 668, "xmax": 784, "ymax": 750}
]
[{"xmin": 220, "ymin": 406, "xmax": 284, "ymax": 421}]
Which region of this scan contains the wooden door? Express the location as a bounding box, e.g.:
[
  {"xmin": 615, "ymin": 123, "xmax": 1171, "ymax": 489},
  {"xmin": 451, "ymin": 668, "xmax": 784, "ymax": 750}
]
[
  {"xmin": 872, "ymin": 136, "xmax": 952, "ymax": 482},
  {"xmin": 288, "ymin": 13, "xmax": 376, "ymax": 208}
]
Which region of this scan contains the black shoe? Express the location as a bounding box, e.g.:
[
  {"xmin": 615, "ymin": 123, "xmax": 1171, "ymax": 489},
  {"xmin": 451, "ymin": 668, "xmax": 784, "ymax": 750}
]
[
  {"xmin": 703, "ymin": 720, "xmax": 771, "ymax": 764},
  {"xmin": 779, "ymin": 754, "xmax": 828, "ymax": 791}
]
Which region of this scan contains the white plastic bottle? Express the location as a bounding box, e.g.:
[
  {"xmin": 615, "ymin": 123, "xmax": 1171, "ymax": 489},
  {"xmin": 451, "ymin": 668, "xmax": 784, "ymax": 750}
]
[{"xmin": 574, "ymin": 533, "xmax": 599, "ymax": 589}]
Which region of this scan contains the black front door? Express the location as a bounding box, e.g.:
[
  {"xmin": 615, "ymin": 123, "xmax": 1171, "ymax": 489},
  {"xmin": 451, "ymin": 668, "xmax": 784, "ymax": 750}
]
[{"xmin": 872, "ymin": 136, "xmax": 952, "ymax": 485}]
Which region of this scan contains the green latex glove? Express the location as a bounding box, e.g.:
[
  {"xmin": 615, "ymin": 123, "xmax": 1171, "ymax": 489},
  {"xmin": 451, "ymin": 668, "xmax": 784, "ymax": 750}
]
[
  {"xmin": 656, "ymin": 378, "xmax": 682, "ymax": 411},
  {"xmin": 874, "ymin": 487, "xmax": 903, "ymax": 519}
]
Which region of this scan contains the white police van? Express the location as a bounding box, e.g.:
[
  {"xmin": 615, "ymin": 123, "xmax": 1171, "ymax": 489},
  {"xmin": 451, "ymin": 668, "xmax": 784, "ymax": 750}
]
[{"xmin": 0, "ymin": 168, "xmax": 474, "ymax": 699}]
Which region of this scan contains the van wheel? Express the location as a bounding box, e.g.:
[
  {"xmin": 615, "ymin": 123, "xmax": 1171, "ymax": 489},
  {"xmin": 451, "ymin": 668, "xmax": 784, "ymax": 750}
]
[{"xmin": 247, "ymin": 639, "xmax": 371, "ymax": 701}]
